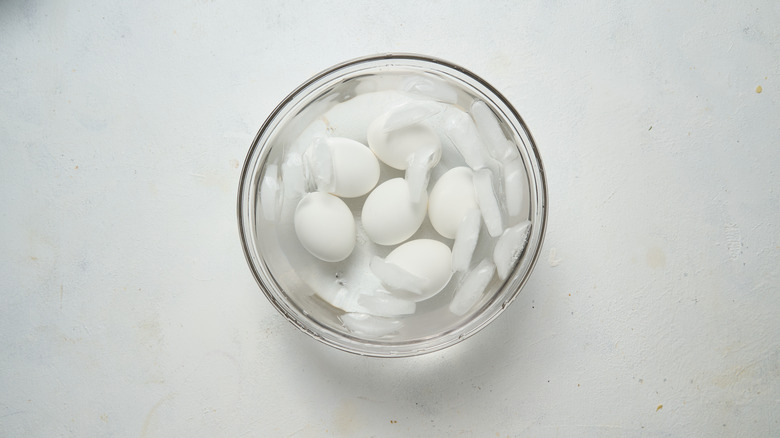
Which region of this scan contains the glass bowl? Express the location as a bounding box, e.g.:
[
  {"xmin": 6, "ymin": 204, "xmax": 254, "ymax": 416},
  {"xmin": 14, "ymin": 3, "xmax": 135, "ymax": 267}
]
[{"xmin": 237, "ymin": 53, "xmax": 547, "ymax": 357}]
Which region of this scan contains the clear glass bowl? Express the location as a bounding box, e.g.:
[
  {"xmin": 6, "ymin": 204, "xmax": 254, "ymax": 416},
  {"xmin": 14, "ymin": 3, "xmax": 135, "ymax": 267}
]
[{"xmin": 237, "ymin": 53, "xmax": 547, "ymax": 357}]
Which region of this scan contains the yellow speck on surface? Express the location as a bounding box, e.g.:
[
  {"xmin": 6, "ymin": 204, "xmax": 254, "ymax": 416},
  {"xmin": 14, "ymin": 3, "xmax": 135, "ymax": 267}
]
[
  {"xmin": 646, "ymin": 247, "xmax": 666, "ymax": 269},
  {"xmin": 657, "ymin": 404, "xmax": 663, "ymax": 412},
  {"xmin": 756, "ymin": 85, "xmax": 762, "ymax": 93}
]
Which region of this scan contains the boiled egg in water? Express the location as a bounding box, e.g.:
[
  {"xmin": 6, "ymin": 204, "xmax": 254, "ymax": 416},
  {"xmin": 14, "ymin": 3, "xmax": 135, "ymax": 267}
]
[
  {"xmin": 294, "ymin": 192, "xmax": 356, "ymax": 262},
  {"xmin": 306, "ymin": 137, "xmax": 380, "ymax": 198},
  {"xmin": 361, "ymin": 178, "xmax": 428, "ymax": 246},
  {"xmin": 367, "ymin": 103, "xmax": 442, "ymax": 170},
  {"xmin": 427, "ymin": 166, "xmax": 479, "ymax": 239},
  {"xmin": 384, "ymin": 239, "xmax": 453, "ymax": 301}
]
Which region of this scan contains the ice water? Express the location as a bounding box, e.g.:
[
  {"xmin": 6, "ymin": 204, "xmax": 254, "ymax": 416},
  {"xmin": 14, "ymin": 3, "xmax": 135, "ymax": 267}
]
[{"xmin": 255, "ymin": 70, "xmax": 533, "ymax": 341}]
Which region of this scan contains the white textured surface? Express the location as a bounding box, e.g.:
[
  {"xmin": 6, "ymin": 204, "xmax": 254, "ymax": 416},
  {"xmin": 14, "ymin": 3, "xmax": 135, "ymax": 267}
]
[{"xmin": 1, "ymin": 1, "xmax": 778, "ymax": 437}]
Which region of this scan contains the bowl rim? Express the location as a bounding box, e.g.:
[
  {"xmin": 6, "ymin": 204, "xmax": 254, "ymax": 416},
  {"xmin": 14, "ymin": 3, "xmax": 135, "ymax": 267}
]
[{"xmin": 237, "ymin": 52, "xmax": 548, "ymax": 357}]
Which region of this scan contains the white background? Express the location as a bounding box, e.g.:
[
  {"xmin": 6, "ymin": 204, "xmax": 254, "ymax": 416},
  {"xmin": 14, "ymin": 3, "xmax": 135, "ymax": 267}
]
[{"xmin": 1, "ymin": 1, "xmax": 778, "ymax": 436}]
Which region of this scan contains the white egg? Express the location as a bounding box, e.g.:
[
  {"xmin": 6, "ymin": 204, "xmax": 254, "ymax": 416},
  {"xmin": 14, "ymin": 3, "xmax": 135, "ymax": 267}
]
[
  {"xmin": 320, "ymin": 90, "xmax": 411, "ymax": 144},
  {"xmin": 428, "ymin": 167, "xmax": 479, "ymax": 239},
  {"xmin": 326, "ymin": 137, "xmax": 380, "ymax": 198},
  {"xmin": 367, "ymin": 107, "xmax": 442, "ymax": 170},
  {"xmin": 385, "ymin": 239, "xmax": 453, "ymax": 301},
  {"xmin": 361, "ymin": 178, "xmax": 428, "ymax": 245},
  {"xmin": 294, "ymin": 192, "xmax": 356, "ymax": 262}
]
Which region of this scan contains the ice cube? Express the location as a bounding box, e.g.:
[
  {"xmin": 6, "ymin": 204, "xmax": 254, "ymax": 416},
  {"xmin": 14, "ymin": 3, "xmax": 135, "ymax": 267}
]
[
  {"xmin": 340, "ymin": 313, "xmax": 403, "ymax": 338},
  {"xmin": 493, "ymin": 220, "xmax": 532, "ymax": 280},
  {"xmin": 279, "ymin": 154, "xmax": 307, "ymax": 223},
  {"xmin": 473, "ymin": 168, "xmax": 504, "ymax": 237},
  {"xmin": 404, "ymin": 145, "xmax": 438, "ymax": 203},
  {"xmin": 288, "ymin": 118, "xmax": 330, "ymax": 155},
  {"xmin": 316, "ymin": 285, "xmax": 370, "ymax": 313},
  {"xmin": 451, "ymin": 208, "xmax": 481, "ymax": 272},
  {"xmin": 382, "ymin": 101, "xmax": 445, "ymax": 133},
  {"xmin": 303, "ymin": 137, "xmax": 334, "ymax": 192},
  {"xmin": 281, "ymin": 153, "xmax": 306, "ymax": 198},
  {"xmin": 369, "ymin": 255, "xmax": 430, "ymax": 295},
  {"xmin": 358, "ymin": 291, "xmax": 416, "ymax": 317},
  {"xmin": 501, "ymin": 158, "xmax": 528, "ymax": 218},
  {"xmin": 449, "ymin": 258, "xmax": 496, "ymax": 316},
  {"xmin": 443, "ymin": 110, "xmax": 486, "ymax": 170},
  {"xmin": 470, "ymin": 100, "xmax": 519, "ymax": 161},
  {"xmin": 260, "ymin": 164, "xmax": 281, "ymax": 222},
  {"xmin": 402, "ymin": 76, "xmax": 459, "ymax": 104}
]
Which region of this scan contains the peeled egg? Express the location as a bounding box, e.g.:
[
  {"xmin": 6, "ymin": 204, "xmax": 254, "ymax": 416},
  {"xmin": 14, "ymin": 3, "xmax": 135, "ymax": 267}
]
[
  {"xmin": 294, "ymin": 192, "xmax": 356, "ymax": 262},
  {"xmin": 428, "ymin": 167, "xmax": 479, "ymax": 239},
  {"xmin": 385, "ymin": 239, "xmax": 453, "ymax": 301},
  {"xmin": 361, "ymin": 178, "xmax": 427, "ymax": 245},
  {"xmin": 367, "ymin": 108, "xmax": 441, "ymax": 170},
  {"xmin": 326, "ymin": 137, "xmax": 381, "ymax": 198}
]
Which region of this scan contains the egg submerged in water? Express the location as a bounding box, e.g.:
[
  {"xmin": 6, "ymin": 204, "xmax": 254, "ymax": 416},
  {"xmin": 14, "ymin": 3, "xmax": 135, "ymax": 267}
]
[
  {"xmin": 367, "ymin": 102, "xmax": 442, "ymax": 170},
  {"xmin": 332, "ymin": 137, "xmax": 381, "ymax": 198},
  {"xmin": 428, "ymin": 166, "xmax": 479, "ymax": 239},
  {"xmin": 385, "ymin": 239, "xmax": 453, "ymax": 301},
  {"xmin": 303, "ymin": 137, "xmax": 380, "ymax": 198},
  {"xmin": 361, "ymin": 178, "xmax": 428, "ymax": 246},
  {"xmin": 294, "ymin": 192, "xmax": 356, "ymax": 262}
]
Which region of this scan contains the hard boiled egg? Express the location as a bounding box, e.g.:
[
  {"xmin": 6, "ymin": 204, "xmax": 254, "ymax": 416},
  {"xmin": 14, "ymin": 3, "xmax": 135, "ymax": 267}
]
[
  {"xmin": 428, "ymin": 166, "xmax": 479, "ymax": 239},
  {"xmin": 361, "ymin": 178, "xmax": 427, "ymax": 245},
  {"xmin": 303, "ymin": 137, "xmax": 380, "ymax": 198},
  {"xmin": 385, "ymin": 239, "xmax": 453, "ymax": 301},
  {"xmin": 294, "ymin": 192, "xmax": 356, "ymax": 262},
  {"xmin": 367, "ymin": 103, "xmax": 442, "ymax": 170},
  {"xmin": 318, "ymin": 137, "xmax": 381, "ymax": 198}
]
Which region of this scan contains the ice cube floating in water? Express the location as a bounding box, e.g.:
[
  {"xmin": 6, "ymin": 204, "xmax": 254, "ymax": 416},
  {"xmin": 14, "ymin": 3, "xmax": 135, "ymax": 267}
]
[{"xmin": 258, "ymin": 72, "xmax": 536, "ymax": 341}]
